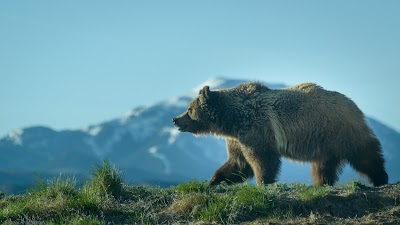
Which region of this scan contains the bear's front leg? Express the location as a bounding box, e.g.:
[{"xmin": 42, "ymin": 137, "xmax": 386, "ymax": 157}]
[
  {"xmin": 241, "ymin": 145, "xmax": 281, "ymax": 185},
  {"xmin": 209, "ymin": 138, "xmax": 254, "ymax": 186}
]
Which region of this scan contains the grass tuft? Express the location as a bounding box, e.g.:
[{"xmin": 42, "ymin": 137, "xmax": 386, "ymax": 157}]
[
  {"xmin": 0, "ymin": 175, "xmax": 79, "ymax": 223},
  {"xmin": 30, "ymin": 174, "xmax": 77, "ymax": 198},
  {"xmin": 81, "ymin": 160, "xmax": 124, "ymax": 205},
  {"xmin": 174, "ymin": 180, "xmax": 209, "ymax": 195},
  {"xmin": 344, "ymin": 181, "xmax": 368, "ymax": 193}
]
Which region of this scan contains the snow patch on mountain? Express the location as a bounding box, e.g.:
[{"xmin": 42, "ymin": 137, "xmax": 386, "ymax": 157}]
[
  {"xmin": 164, "ymin": 96, "xmax": 192, "ymax": 108},
  {"xmin": 163, "ymin": 127, "xmax": 180, "ymax": 145},
  {"xmin": 193, "ymin": 77, "xmax": 227, "ymax": 94},
  {"xmin": 86, "ymin": 126, "xmax": 102, "ymax": 136},
  {"xmin": 7, "ymin": 129, "xmax": 23, "ymax": 146},
  {"xmin": 84, "ymin": 123, "xmax": 125, "ymax": 156},
  {"xmin": 148, "ymin": 146, "xmax": 171, "ymax": 174},
  {"xmin": 121, "ymin": 106, "xmax": 147, "ymax": 124}
]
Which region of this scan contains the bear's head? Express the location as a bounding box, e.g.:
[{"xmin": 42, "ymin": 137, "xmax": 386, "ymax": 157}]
[{"xmin": 173, "ymin": 86, "xmax": 218, "ymax": 135}]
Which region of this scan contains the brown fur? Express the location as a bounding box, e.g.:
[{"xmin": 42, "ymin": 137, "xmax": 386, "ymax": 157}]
[{"xmin": 173, "ymin": 82, "xmax": 388, "ymax": 186}]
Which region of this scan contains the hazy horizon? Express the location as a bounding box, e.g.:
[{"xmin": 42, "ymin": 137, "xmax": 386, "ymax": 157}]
[{"xmin": 1, "ymin": 1, "xmax": 399, "ymax": 136}]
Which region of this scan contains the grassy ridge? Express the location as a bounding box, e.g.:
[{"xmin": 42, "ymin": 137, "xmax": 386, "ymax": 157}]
[{"xmin": 1, "ymin": 161, "xmax": 399, "ymax": 224}]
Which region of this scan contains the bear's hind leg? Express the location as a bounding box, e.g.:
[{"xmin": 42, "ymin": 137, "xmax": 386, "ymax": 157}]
[
  {"xmin": 311, "ymin": 157, "xmax": 343, "ymax": 186},
  {"xmin": 209, "ymin": 160, "xmax": 253, "ymax": 185},
  {"xmin": 348, "ymin": 139, "xmax": 388, "ymax": 186},
  {"xmin": 209, "ymin": 138, "xmax": 254, "ymax": 186}
]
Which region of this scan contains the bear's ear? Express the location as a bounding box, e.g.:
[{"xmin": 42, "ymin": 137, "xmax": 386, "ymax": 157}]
[{"xmin": 202, "ymin": 86, "xmax": 211, "ymax": 99}]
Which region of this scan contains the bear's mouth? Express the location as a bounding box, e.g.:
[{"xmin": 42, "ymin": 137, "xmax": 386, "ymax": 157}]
[{"xmin": 177, "ymin": 125, "xmax": 188, "ymax": 132}]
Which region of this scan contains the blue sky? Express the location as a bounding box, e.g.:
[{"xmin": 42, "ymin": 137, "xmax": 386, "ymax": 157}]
[{"xmin": 1, "ymin": 0, "xmax": 399, "ymax": 136}]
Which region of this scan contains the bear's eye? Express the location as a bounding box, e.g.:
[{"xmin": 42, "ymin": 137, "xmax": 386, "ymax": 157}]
[{"xmin": 187, "ymin": 107, "xmax": 192, "ymax": 114}]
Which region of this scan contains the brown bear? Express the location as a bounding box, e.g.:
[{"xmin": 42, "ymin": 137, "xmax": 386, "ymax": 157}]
[{"xmin": 173, "ymin": 82, "xmax": 389, "ymax": 186}]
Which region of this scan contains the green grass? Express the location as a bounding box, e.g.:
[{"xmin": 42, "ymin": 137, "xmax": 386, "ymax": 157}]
[
  {"xmin": 84, "ymin": 160, "xmax": 124, "ymax": 199},
  {"xmin": 30, "ymin": 174, "xmax": 77, "ymax": 198},
  {"xmin": 1, "ymin": 163, "xmax": 398, "ymax": 224},
  {"xmin": 289, "ymin": 183, "xmax": 332, "ymax": 202},
  {"xmin": 0, "ymin": 160, "xmax": 126, "ymax": 224},
  {"xmin": 0, "ymin": 175, "xmax": 80, "ymax": 222},
  {"xmin": 170, "ymin": 182, "xmax": 285, "ymax": 223},
  {"xmin": 344, "ymin": 181, "xmax": 369, "ymax": 193},
  {"xmin": 174, "ymin": 180, "xmax": 210, "ymax": 195}
]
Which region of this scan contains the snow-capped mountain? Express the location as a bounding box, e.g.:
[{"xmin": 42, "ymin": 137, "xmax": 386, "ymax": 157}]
[{"xmin": 1, "ymin": 78, "xmax": 399, "ymax": 194}]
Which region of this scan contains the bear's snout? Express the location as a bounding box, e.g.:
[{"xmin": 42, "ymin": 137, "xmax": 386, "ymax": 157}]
[
  {"xmin": 172, "ymin": 118, "xmax": 180, "ymax": 129},
  {"xmin": 172, "ymin": 117, "xmax": 185, "ymax": 130},
  {"xmin": 172, "ymin": 114, "xmax": 191, "ymax": 132}
]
